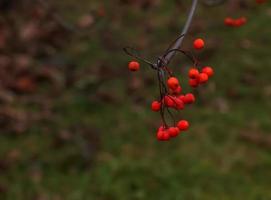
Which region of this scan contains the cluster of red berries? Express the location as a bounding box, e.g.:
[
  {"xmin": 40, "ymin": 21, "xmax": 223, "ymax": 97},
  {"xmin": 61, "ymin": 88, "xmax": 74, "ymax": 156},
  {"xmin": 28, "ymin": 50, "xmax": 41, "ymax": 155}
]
[
  {"xmin": 224, "ymin": 0, "xmax": 267, "ymax": 27},
  {"xmin": 188, "ymin": 66, "xmax": 214, "ymax": 88},
  {"xmin": 127, "ymin": 38, "xmax": 214, "ymax": 141},
  {"xmin": 151, "ymin": 77, "xmax": 196, "ymax": 112},
  {"xmin": 224, "ymin": 17, "xmax": 247, "ymax": 27},
  {"xmin": 156, "ymin": 120, "xmax": 189, "ymax": 141}
]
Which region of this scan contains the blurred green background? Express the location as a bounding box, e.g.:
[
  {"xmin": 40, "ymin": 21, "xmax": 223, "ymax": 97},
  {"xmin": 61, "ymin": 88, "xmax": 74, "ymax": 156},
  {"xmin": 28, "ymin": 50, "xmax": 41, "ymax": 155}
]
[{"xmin": 0, "ymin": 0, "xmax": 271, "ymax": 199}]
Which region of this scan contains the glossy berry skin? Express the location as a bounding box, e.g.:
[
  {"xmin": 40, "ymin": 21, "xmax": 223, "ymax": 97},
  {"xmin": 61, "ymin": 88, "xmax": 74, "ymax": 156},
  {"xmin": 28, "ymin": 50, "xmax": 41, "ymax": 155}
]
[
  {"xmin": 189, "ymin": 68, "xmax": 200, "ymax": 79},
  {"xmin": 168, "ymin": 127, "xmax": 180, "ymax": 137},
  {"xmin": 184, "ymin": 93, "xmax": 195, "ymax": 104},
  {"xmin": 198, "ymin": 73, "xmax": 209, "ymax": 84},
  {"xmin": 202, "ymin": 66, "xmax": 214, "ymax": 77},
  {"xmin": 151, "ymin": 101, "xmax": 161, "ymax": 112},
  {"xmin": 177, "ymin": 120, "xmax": 189, "ymax": 131},
  {"xmin": 167, "ymin": 77, "xmax": 179, "ymax": 90},
  {"xmin": 128, "ymin": 61, "xmax": 140, "ymax": 71},
  {"xmin": 189, "ymin": 78, "xmax": 199, "ymax": 88},
  {"xmin": 193, "ymin": 38, "xmax": 205, "ymax": 50}
]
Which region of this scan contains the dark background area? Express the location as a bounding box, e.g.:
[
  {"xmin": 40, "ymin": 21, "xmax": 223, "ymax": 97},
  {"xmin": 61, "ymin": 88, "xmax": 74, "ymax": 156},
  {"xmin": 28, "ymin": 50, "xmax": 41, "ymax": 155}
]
[{"xmin": 0, "ymin": 0, "xmax": 271, "ymax": 199}]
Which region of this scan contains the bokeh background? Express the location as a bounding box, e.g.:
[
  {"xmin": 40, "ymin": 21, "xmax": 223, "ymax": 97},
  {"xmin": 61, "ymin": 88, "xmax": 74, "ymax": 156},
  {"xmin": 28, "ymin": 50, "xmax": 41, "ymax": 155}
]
[{"xmin": 0, "ymin": 0, "xmax": 271, "ymax": 199}]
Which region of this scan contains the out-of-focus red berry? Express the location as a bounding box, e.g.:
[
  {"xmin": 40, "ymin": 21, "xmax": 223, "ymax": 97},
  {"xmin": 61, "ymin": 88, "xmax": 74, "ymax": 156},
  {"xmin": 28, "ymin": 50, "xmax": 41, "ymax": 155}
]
[
  {"xmin": 177, "ymin": 120, "xmax": 190, "ymax": 131},
  {"xmin": 170, "ymin": 85, "xmax": 182, "ymax": 95},
  {"xmin": 164, "ymin": 95, "xmax": 175, "ymax": 107},
  {"xmin": 151, "ymin": 101, "xmax": 161, "ymax": 112},
  {"xmin": 224, "ymin": 17, "xmax": 234, "ymax": 26},
  {"xmin": 193, "ymin": 38, "xmax": 205, "ymax": 50},
  {"xmin": 189, "ymin": 68, "xmax": 200, "ymax": 79},
  {"xmin": 174, "ymin": 98, "xmax": 184, "ymax": 110},
  {"xmin": 162, "ymin": 131, "xmax": 171, "ymax": 141},
  {"xmin": 202, "ymin": 66, "xmax": 214, "ymax": 77},
  {"xmin": 167, "ymin": 77, "xmax": 180, "ymax": 90},
  {"xmin": 184, "ymin": 93, "xmax": 195, "ymax": 104},
  {"xmin": 168, "ymin": 127, "xmax": 180, "ymax": 137},
  {"xmin": 189, "ymin": 78, "xmax": 199, "ymax": 88},
  {"xmin": 198, "ymin": 73, "xmax": 209, "ymax": 84},
  {"xmin": 128, "ymin": 61, "xmax": 140, "ymax": 71}
]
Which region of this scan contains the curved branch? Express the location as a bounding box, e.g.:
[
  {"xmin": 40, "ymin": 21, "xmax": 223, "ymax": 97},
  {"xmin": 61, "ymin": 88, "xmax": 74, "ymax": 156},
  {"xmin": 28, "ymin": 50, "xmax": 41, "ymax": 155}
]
[{"xmin": 163, "ymin": 0, "xmax": 198, "ymax": 65}]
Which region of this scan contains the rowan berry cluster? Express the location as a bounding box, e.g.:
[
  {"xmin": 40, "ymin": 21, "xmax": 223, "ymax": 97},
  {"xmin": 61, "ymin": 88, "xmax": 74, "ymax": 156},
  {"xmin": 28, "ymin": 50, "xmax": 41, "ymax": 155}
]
[
  {"xmin": 224, "ymin": 17, "xmax": 247, "ymax": 27},
  {"xmin": 126, "ymin": 38, "xmax": 214, "ymax": 141},
  {"xmin": 224, "ymin": 0, "xmax": 267, "ymax": 27}
]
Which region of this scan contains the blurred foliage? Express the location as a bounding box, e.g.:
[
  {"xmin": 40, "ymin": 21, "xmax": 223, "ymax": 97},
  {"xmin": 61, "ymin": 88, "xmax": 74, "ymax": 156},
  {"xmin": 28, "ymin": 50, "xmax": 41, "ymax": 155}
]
[{"xmin": 0, "ymin": 0, "xmax": 271, "ymax": 199}]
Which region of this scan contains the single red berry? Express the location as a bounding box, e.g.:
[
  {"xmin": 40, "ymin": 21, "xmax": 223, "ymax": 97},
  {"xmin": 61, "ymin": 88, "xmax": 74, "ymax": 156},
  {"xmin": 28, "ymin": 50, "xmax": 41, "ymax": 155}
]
[
  {"xmin": 224, "ymin": 17, "xmax": 234, "ymax": 26},
  {"xmin": 157, "ymin": 131, "xmax": 164, "ymax": 141},
  {"xmin": 128, "ymin": 61, "xmax": 140, "ymax": 71},
  {"xmin": 202, "ymin": 66, "xmax": 214, "ymax": 77},
  {"xmin": 177, "ymin": 120, "xmax": 190, "ymax": 131},
  {"xmin": 167, "ymin": 77, "xmax": 179, "ymax": 90},
  {"xmin": 189, "ymin": 68, "xmax": 200, "ymax": 79},
  {"xmin": 189, "ymin": 78, "xmax": 199, "ymax": 88},
  {"xmin": 151, "ymin": 101, "xmax": 161, "ymax": 112},
  {"xmin": 198, "ymin": 73, "xmax": 209, "ymax": 84},
  {"xmin": 168, "ymin": 127, "xmax": 180, "ymax": 137},
  {"xmin": 164, "ymin": 95, "xmax": 175, "ymax": 107},
  {"xmin": 193, "ymin": 38, "xmax": 205, "ymax": 50},
  {"xmin": 162, "ymin": 131, "xmax": 171, "ymax": 141},
  {"xmin": 184, "ymin": 93, "xmax": 195, "ymax": 104}
]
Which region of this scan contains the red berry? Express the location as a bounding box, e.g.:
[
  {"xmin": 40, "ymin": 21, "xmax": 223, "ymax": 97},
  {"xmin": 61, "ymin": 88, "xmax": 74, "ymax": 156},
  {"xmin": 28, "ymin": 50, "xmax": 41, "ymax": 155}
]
[
  {"xmin": 151, "ymin": 101, "xmax": 161, "ymax": 112},
  {"xmin": 177, "ymin": 120, "xmax": 190, "ymax": 131},
  {"xmin": 184, "ymin": 93, "xmax": 195, "ymax": 104},
  {"xmin": 168, "ymin": 127, "xmax": 180, "ymax": 137},
  {"xmin": 198, "ymin": 73, "xmax": 209, "ymax": 84},
  {"xmin": 170, "ymin": 85, "xmax": 182, "ymax": 95},
  {"xmin": 178, "ymin": 95, "xmax": 186, "ymax": 102},
  {"xmin": 162, "ymin": 131, "xmax": 171, "ymax": 141},
  {"xmin": 157, "ymin": 131, "xmax": 164, "ymax": 141},
  {"xmin": 128, "ymin": 61, "xmax": 140, "ymax": 71},
  {"xmin": 174, "ymin": 98, "xmax": 184, "ymax": 110},
  {"xmin": 202, "ymin": 66, "xmax": 214, "ymax": 77},
  {"xmin": 224, "ymin": 17, "xmax": 234, "ymax": 26},
  {"xmin": 193, "ymin": 38, "xmax": 205, "ymax": 50},
  {"xmin": 158, "ymin": 125, "xmax": 165, "ymax": 132},
  {"xmin": 164, "ymin": 95, "xmax": 175, "ymax": 107},
  {"xmin": 189, "ymin": 68, "xmax": 200, "ymax": 79},
  {"xmin": 167, "ymin": 77, "xmax": 179, "ymax": 90},
  {"xmin": 189, "ymin": 78, "xmax": 199, "ymax": 88}
]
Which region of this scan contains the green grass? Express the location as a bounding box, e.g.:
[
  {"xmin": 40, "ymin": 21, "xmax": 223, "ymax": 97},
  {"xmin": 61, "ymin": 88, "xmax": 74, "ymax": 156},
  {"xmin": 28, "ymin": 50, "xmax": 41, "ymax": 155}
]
[{"xmin": 1, "ymin": 0, "xmax": 271, "ymax": 199}]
